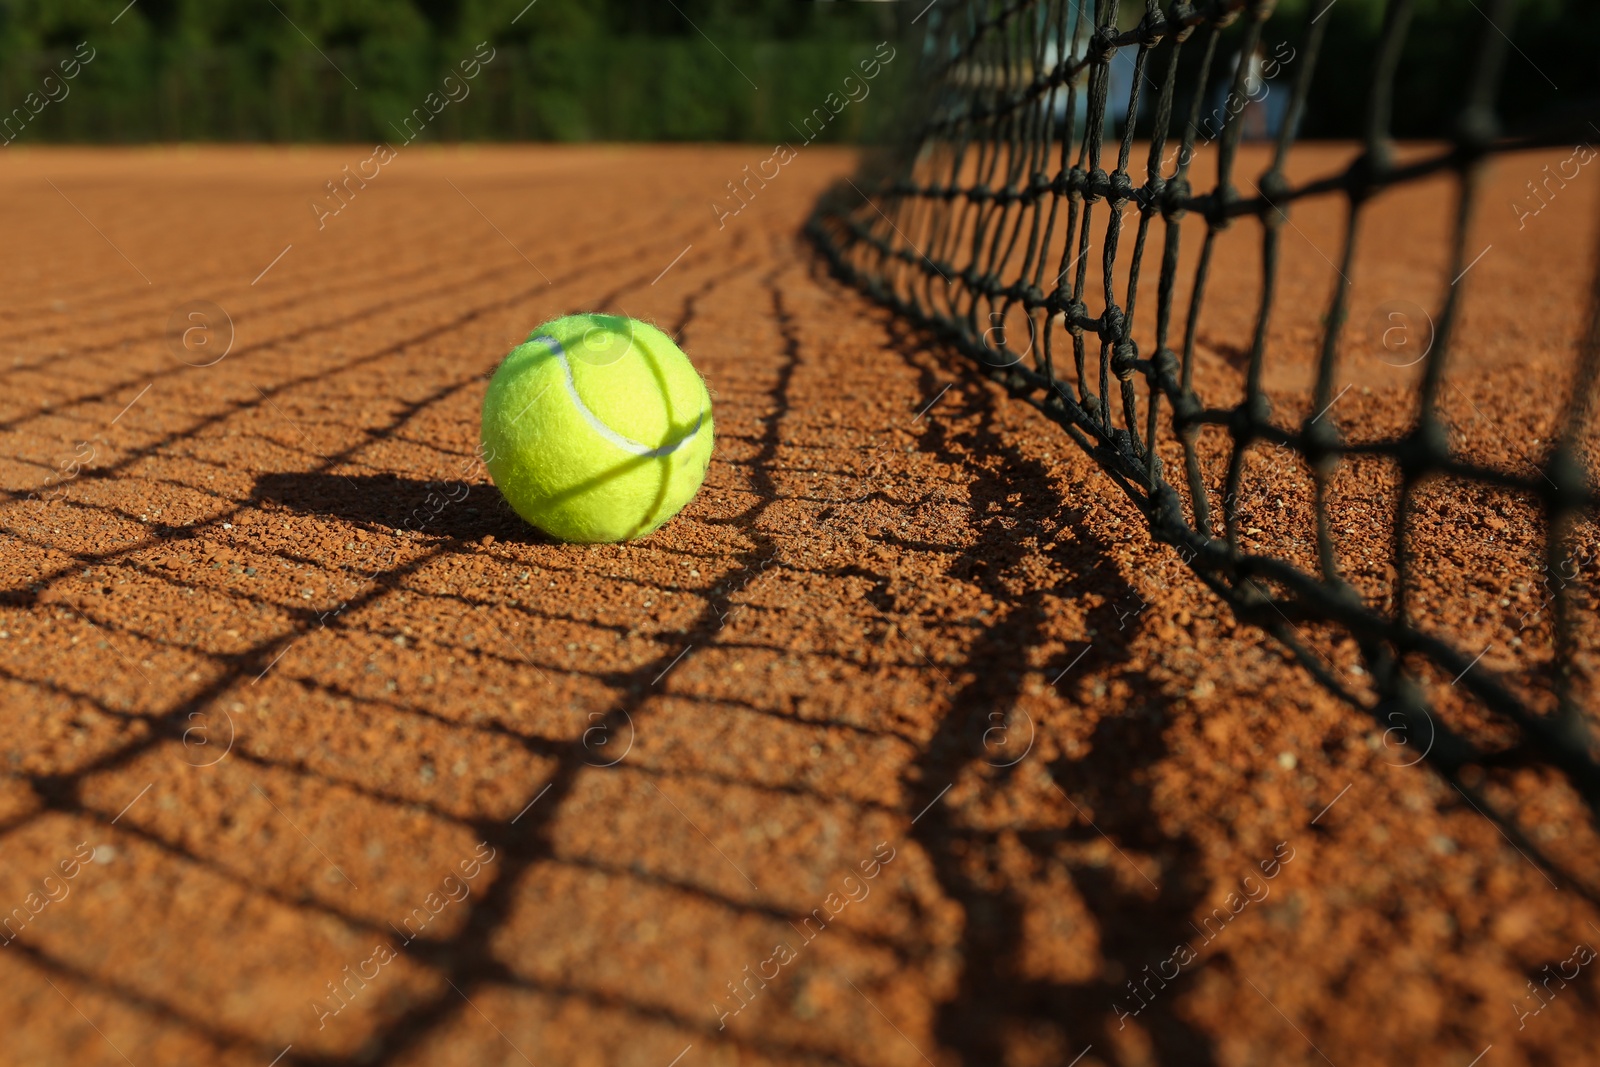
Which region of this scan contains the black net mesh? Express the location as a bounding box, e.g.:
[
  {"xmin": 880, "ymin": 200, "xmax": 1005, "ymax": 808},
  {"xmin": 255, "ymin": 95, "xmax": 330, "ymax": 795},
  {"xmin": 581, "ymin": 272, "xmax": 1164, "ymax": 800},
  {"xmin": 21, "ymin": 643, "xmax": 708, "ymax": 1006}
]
[{"xmin": 810, "ymin": 0, "xmax": 1600, "ymax": 851}]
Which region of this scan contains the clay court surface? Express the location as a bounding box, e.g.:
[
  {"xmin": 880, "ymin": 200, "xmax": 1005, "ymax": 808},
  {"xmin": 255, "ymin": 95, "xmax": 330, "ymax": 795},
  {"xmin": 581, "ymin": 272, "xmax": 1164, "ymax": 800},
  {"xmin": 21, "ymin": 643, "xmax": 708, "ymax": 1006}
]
[{"xmin": 0, "ymin": 144, "xmax": 1597, "ymax": 1066}]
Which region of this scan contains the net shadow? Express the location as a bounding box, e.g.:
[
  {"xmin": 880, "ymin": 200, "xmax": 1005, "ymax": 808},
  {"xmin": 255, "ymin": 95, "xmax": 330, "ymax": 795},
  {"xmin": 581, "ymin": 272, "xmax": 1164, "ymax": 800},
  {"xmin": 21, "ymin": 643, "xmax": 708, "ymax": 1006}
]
[{"xmin": 809, "ymin": 0, "xmax": 1600, "ymax": 892}]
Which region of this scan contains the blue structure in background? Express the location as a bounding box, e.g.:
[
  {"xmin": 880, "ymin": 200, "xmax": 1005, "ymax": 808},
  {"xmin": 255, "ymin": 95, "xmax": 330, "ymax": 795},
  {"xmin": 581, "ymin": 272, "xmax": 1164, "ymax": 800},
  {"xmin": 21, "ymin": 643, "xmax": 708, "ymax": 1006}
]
[
  {"xmin": 1038, "ymin": 39, "xmax": 1139, "ymax": 138},
  {"xmin": 1045, "ymin": 43, "xmax": 1299, "ymax": 147},
  {"xmin": 923, "ymin": 1, "xmax": 1302, "ymax": 158}
]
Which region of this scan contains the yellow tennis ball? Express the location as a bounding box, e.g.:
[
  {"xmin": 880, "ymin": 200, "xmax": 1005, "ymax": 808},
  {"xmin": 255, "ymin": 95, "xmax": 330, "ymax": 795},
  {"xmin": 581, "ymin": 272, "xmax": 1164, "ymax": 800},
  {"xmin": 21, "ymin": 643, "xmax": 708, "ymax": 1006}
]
[{"xmin": 480, "ymin": 314, "xmax": 714, "ymax": 543}]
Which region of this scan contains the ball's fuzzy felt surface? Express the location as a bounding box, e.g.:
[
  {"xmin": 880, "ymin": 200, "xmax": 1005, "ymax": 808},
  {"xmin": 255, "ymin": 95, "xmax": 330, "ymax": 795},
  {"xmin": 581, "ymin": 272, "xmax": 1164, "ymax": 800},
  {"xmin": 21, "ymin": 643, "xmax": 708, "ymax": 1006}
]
[{"xmin": 480, "ymin": 314, "xmax": 715, "ymax": 543}]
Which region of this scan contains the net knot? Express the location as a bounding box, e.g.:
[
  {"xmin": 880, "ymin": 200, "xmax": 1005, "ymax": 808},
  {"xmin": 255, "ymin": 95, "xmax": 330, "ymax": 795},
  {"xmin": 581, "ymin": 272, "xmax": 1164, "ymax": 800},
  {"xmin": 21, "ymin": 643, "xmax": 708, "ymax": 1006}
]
[
  {"xmin": 1062, "ymin": 165, "xmax": 1088, "ymax": 197},
  {"xmin": 1085, "ymin": 167, "xmax": 1111, "ymax": 204},
  {"xmin": 1165, "ymin": 2, "xmax": 1201, "ymax": 43},
  {"xmin": 1113, "ymin": 339, "xmax": 1140, "ymax": 381},
  {"xmin": 1205, "ymin": 181, "xmax": 1237, "ymax": 228},
  {"xmin": 1257, "ymin": 169, "xmax": 1291, "ymax": 210},
  {"xmin": 1211, "ymin": 6, "xmax": 1244, "ymax": 30},
  {"xmin": 1139, "ymin": 5, "xmax": 1170, "ymax": 45},
  {"xmin": 1345, "ymin": 146, "xmax": 1394, "ymax": 204},
  {"xmin": 1089, "ymin": 24, "xmax": 1118, "ymax": 63},
  {"xmin": 1108, "ymin": 168, "xmax": 1136, "ymax": 204},
  {"xmin": 1143, "ymin": 173, "xmax": 1167, "ymax": 205},
  {"xmin": 1454, "ymin": 104, "xmax": 1499, "ymax": 157},
  {"xmin": 1152, "ymin": 346, "xmax": 1180, "ymax": 382},
  {"xmin": 1015, "ymin": 284, "xmax": 1044, "ymax": 308},
  {"xmin": 1101, "ymin": 304, "xmax": 1126, "ymax": 339},
  {"xmin": 1161, "ymin": 174, "xmax": 1191, "ymax": 219}
]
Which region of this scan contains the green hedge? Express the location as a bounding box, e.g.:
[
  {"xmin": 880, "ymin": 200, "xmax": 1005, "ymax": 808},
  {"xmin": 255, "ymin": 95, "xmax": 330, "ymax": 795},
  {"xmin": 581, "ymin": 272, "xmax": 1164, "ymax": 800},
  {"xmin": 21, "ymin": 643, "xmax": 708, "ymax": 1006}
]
[
  {"xmin": 0, "ymin": 0, "xmax": 907, "ymax": 144},
  {"xmin": 0, "ymin": 38, "xmax": 910, "ymax": 144},
  {"xmin": 0, "ymin": 0, "xmax": 1587, "ymax": 144}
]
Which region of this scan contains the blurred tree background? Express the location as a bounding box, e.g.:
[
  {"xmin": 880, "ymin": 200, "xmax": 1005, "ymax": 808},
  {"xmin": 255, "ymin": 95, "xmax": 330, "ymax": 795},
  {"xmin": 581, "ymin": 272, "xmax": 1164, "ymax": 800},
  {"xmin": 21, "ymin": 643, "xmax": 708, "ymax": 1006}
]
[
  {"xmin": 0, "ymin": 0, "xmax": 1589, "ymax": 144},
  {"xmin": 1243, "ymin": 0, "xmax": 1595, "ymax": 139},
  {"xmin": 0, "ymin": 0, "xmax": 909, "ymax": 143}
]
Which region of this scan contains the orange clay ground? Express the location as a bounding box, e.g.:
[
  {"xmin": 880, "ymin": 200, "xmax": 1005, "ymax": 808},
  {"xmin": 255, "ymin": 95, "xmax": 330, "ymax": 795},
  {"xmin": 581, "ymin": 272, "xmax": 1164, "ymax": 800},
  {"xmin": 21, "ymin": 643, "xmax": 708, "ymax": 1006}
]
[{"xmin": 0, "ymin": 144, "xmax": 1596, "ymax": 1067}]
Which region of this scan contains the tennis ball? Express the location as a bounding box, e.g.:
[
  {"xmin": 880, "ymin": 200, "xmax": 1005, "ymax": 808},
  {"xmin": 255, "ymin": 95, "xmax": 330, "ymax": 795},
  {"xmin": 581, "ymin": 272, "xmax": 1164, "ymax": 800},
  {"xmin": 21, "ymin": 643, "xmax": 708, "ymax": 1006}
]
[{"xmin": 480, "ymin": 313, "xmax": 714, "ymax": 543}]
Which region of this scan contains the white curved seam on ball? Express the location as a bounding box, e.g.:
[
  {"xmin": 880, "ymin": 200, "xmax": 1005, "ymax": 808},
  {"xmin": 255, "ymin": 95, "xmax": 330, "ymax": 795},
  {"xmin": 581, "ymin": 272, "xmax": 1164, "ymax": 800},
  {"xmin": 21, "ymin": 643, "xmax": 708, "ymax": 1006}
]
[{"xmin": 529, "ymin": 334, "xmax": 705, "ymax": 458}]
